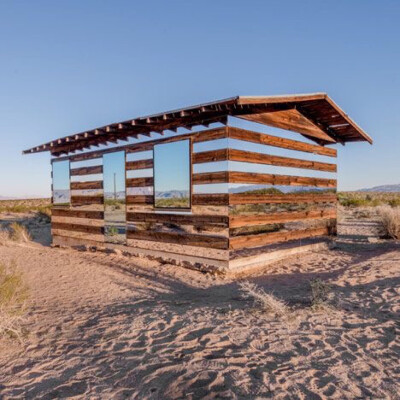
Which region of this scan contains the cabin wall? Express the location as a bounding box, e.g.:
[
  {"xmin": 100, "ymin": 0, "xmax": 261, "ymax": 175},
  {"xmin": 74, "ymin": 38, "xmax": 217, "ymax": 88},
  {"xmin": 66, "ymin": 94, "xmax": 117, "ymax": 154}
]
[
  {"xmin": 50, "ymin": 123, "xmax": 338, "ymax": 274},
  {"xmin": 225, "ymin": 121, "xmax": 337, "ymax": 271}
]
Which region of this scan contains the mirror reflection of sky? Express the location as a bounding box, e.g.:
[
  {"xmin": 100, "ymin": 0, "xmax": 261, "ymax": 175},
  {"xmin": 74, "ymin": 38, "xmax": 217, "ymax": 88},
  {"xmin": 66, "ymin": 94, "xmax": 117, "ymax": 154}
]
[
  {"xmin": 52, "ymin": 160, "xmax": 70, "ymax": 190},
  {"xmin": 103, "ymin": 151, "xmax": 126, "ymax": 194},
  {"xmin": 154, "ymin": 140, "xmax": 190, "ymax": 192}
]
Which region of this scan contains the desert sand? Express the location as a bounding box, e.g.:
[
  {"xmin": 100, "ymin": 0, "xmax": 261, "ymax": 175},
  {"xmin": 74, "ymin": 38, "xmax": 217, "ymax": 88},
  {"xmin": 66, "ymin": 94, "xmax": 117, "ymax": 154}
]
[{"xmin": 0, "ymin": 209, "xmax": 399, "ymax": 399}]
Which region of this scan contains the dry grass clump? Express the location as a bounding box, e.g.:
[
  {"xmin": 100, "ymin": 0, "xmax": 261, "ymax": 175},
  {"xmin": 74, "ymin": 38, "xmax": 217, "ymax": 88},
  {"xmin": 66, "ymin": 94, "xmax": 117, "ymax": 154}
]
[
  {"xmin": 0, "ymin": 261, "xmax": 28, "ymax": 341},
  {"xmin": 9, "ymin": 223, "xmax": 31, "ymax": 243},
  {"xmin": 378, "ymin": 206, "xmax": 400, "ymax": 239},
  {"xmin": 238, "ymin": 281, "xmax": 288, "ymax": 316},
  {"xmin": 310, "ymin": 278, "xmax": 331, "ymax": 309}
]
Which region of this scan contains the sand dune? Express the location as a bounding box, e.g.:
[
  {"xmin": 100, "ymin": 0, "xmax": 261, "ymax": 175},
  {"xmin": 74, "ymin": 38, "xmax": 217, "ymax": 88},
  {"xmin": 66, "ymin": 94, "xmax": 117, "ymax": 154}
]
[{"xmin": 0, "ymin": 209, "xmax": 399, "ymax": 399}]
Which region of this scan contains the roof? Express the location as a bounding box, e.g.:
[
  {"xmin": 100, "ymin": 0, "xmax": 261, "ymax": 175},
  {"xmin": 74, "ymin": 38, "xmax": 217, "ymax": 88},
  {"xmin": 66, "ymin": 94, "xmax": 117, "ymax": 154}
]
[{"xmin": 23, "ymin": 93, "xmax": 373, "ymax": 156}]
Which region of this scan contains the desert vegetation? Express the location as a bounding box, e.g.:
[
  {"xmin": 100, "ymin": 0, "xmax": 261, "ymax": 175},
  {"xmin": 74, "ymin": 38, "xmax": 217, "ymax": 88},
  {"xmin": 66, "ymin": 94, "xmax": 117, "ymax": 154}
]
[
  {"xmin": 0, "ymin": 198, "xmax": 51, "ymax": 214},
  {"xmin": 0, "ymin": 261, "xmax": 28, "ymax": 341},
  {"xmin": 377, "ymin": 205, "xmax": 400, "ymax": 239},
  {"xmin": 338, "ymin": 191, "xmax": 400, "ymax": 207}
]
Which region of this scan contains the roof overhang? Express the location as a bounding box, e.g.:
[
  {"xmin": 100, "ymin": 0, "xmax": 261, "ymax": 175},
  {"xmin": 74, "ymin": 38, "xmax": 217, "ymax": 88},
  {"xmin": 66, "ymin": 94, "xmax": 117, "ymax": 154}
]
[{"xmin": 23, "ymin": 93, "xmax": 373, "ymax": 156}]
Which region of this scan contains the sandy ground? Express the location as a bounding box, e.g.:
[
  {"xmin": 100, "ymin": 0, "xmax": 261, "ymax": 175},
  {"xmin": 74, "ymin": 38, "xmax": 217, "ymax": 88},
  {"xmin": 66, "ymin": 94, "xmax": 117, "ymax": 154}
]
[{"xmin": 0, "ymin": 209, "xmax": 399, "ymax": 399}]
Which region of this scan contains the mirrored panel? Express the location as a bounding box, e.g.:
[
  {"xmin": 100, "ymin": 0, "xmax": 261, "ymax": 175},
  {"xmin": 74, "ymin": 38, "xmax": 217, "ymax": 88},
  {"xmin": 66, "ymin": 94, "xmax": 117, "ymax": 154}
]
[
  {"xmin": 103, "ymin": 151, "xmax": 126, "ymax": 244},
  {"xmin": 52, "ymin": 160, "xmax": 70, "ymax": 206},
  {"xmin": 154, "ymin": 140, "xmax": 190, "ymax": 209}
]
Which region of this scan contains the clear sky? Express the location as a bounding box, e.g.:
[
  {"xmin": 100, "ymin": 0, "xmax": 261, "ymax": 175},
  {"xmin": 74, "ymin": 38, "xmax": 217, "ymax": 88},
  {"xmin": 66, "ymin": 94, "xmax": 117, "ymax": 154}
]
[{"xmin": 1, "ymin": 0, "xmax": 399, "ymax": 198}]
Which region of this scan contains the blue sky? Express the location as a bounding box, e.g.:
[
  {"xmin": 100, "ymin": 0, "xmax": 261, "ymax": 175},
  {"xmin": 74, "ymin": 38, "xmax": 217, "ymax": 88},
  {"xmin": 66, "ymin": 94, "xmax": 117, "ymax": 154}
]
[{"xmin": 0, "ymin": 0, "xmax": 399, "ymax": 197}]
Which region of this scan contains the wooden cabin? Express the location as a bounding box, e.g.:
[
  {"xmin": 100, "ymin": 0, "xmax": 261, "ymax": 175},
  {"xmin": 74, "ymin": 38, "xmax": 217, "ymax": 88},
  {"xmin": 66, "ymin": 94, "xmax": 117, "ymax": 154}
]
[{"xmin": 24, "ymin": 94, "xmax": 372, "ymax": 274}]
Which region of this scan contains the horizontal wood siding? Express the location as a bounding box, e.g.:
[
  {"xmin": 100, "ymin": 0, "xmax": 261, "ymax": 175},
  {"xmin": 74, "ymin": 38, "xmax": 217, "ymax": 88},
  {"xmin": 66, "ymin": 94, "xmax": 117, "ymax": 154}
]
[
  {"xmin": 127, "ymin": 229, "xmax": 229, "ymax": 250},
  {"xmin": 71, "ymin": 180, "xmax": 103, "ymax": 190},
  {"xmin": 193, "ymin": 171, "xmax": 336, "ymax": 187},
  {"xmin": 229, "ymin": 127, "xmax": 337, "ymax": 157},
  {"xmin": 127, "ymin": 212, "xmax": 228, "ymax": 227},
  {"xmin": 229, "ymin": 193, "xmax": 337, "ymax": 205},
  {"xmin": 228, "ymin": 149, "xmax": 337, "ymax": 172},
  {"xmin": 126, "ymin": 177, "xmax": 154, "ymax": 187},
  {"xmin": 52, "ymin": 222, "xmax": 104, "ymax": 235},
  {"xmin": 229, "ymin": 227, "xmax": 329, "ymax": 250},
  {"xmin": 52, "ymin": 208, "xmax": 104, "ymax": 219},
  {"xmin": 126, "ymin": 195, "xmax": 153, "ymax": 205},
  {"xmin": 230, "ymin": 209, "xmax": 336, "ymax": 228},
  {"xmin": 71, "ymin": 195, "xmax": 104, "ymax": 206},
  {"xmin": 126, "ymin": 159, "xmax": 153, "ymax": 170},
  {"xmin": 70, "ymin": 165, "xmax": 103, "ymax": 176},
  {"xmin": 192, "ymin": 194, "xmax": 229, "ymax": 206}
]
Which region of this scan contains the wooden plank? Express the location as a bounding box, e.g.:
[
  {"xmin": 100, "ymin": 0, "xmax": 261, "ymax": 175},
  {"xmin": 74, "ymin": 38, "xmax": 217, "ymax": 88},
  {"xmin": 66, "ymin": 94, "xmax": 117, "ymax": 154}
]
[
  {"xmin": 228, "ymin": 172, "xmax": 336, "ymax": 187},
  {"xmin": 126, "ymin": 177, "xmax": 154, "ymax": 187},
  {"xmin": 193, "ymin": 171, "xmax": 336, "ymax": 187},
  {"xmin": 126, "ymin": 159, "xmax": 153, "ymax": 170},
  {"xmin": 229, "ymin": 193, "xmax": 337, "ymax": 205},
  {"xmin": 228, "ymin": 149, "xmax": 337, "ymax": 172},
  {"xmin": 71, "ymin": 195, "xmax": 104, "ymax": 205},
  {"xmin": 127, "ymin": 230, "xmax": 229, "ymax": 250},
  {"xmin": 70, "ymin": 165, "xmax": 103, "ymax": 176},
  {"xmin": 229, "ymin": 209, "xmax": 337, "ymax": 228},
  {"xmin": 52, "ymin": 222, "xmax": 104, "ymax": 235},
  {"xmin": 228, "ymin": 127, "xmax": 337, "ymax": 157},
  {"xmin": 51, "ymin": 208, "xmax": 104, "ymax": 219},
  {"xmin": 127, "ymin": 212, "xmax": 228, "ymax": 226},
  {"xmin": 192, "ymin": 194, "xmax": 229, "ymax": 206},
  {"xmin": 193, "ymin": 171, "xmax": 229, "ymax": 185},
  {"xmin": 70, "ymin": 181, "xmax": 103, "ymax": 190},
  {"xmin": 126, "ymin": 195, "xmax": 153, "ymax": 205},
  {"xmin": 52, "ymin": 230, "xmax": 105, "ymax": 243},
  {"xmin": 239, "ymin": 109, "xmax": 336, "ymax": 143},
  {"xmin": 192, "ymin": 149, "xmax": 228, "ymax": 164},
  {"xmin": 229, "ymin": 227, "xmax": 329, "ymax": 250},
  {"xmin": 52, "ymin": 215, "xmax": 104, "ymax": 227}
]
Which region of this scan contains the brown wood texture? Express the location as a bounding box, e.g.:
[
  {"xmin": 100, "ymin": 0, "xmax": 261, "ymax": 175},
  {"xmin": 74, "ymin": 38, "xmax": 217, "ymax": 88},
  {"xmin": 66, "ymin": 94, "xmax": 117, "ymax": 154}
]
[
  {"xmin": 126, "ymin": 177, "xmax": 154, "ymax": 187},
  {"xmin": 239, "ymin": 109, "xmax": 336, "ymax": 143},
  {"xmin": 70, "ymin": 181, "xmax": 103, "ymax": 190},
  {"xmin": 192, "ymin": 149, "xmax": 228, "ymax": 164},
  {"xmin": 229, "ymin": 209, "xmax": 336, "ymax": 228},
  {"xmin": 229, "ymin": 172, "xmax": 336, "ymax": 187},
  {"xmin": 229, "ymin": 127, "xmax": 337, "ymax": 157},
  {"xmin": 192, "ymin": 171, "xmax": 229, "ymax": 185},
  {"xmin": 127, "ymin": 212, "xmax": 228, "ymax": 226},
  {"xmin": 229, "ymin": 193, "xmax": 337, "ymax": 205},
  {"xmin": 70, "ymin": 165, "xmax": 103, "ymax": 176},
  {"xmin": 229, "ymin": 227, "xmax": 329, "ymax": 250},
  {"xmin": 126, "ymin": 195, "xmax": 153, "ymax": 205},
  {"xmin": 51, "ymin": 208, "xmax": 104, "ymax": 219},
  {"xmin": 52, "ymin": 222, "xmax": 104, "ymax": 235},
  {"xmin": 71, "ymin": 195, "xmax": 104, "ymax": 205},
  {"xmin": 192, "ymin": 194, "xmax": 229, "ymax": 206},
  {"xmin": 228, "ymin": 149, "xmax": 337, "ymax": 172},
  {"xmin": 193, "ymin": 171, "xmax": 336, "ymax": 187},
  {"xmin": 127, "ymin": 230, "xmax": 229, "ymax": 249},
  {"xmin": 126, "ymin": 159, "xmax": 153, "ymax": 170}
]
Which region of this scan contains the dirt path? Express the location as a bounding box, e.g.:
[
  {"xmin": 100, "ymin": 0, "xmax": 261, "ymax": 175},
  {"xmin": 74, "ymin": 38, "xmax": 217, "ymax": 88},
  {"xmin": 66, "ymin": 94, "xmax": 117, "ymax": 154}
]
[{"xmin": 0, "ymin": 212, "xmax": 399, "ymax": 399}]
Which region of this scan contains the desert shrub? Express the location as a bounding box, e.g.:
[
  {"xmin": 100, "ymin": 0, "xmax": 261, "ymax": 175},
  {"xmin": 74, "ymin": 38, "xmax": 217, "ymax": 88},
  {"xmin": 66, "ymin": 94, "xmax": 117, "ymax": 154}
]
[
  {"xmin": 338, "ymin": 192, "xmax": 400, "ymax": 208},
  {"xmin": 0, "ymin": 261, "xmax": 28, "ymax": 341},
  {"xmin": 9, "ymin": 223, "xmax": 31, "ymax": 243},
  {"xmin": 238, "ymin": 281, "xmax": 288, "ymax": 316},
  {"xmin": 0, "ymin": 199, "xmax": 51, "ymax": 214},
  {"xmin": 310, "ymin": 278, "xmax": 331, "ymax": 309},
  {"xmin": 378, "ymin": 206, "xmax": 400, "ymax": 239},
  {"xmin": 35, "ymin": 209, "xmax": 51, "ymax": 223}
]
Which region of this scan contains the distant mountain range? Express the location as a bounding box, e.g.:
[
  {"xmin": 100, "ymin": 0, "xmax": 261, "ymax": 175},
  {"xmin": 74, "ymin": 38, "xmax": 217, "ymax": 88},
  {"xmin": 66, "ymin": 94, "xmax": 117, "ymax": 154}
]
[{"xmin": 359, "ymin": 184, "xmax": 400, "ymax": 192}]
